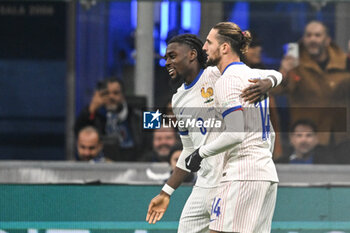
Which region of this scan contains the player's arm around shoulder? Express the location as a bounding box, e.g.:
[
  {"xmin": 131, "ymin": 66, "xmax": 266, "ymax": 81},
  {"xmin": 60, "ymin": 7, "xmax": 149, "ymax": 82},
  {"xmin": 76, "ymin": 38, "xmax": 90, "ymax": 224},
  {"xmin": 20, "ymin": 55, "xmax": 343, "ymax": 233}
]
[
  {"xmin": 255, "ymin": 69, "xmax": 283, "ymax": 87},
  {"xmin": 241, "ymin": 69, "xmax": 282, "ymax": 103}
]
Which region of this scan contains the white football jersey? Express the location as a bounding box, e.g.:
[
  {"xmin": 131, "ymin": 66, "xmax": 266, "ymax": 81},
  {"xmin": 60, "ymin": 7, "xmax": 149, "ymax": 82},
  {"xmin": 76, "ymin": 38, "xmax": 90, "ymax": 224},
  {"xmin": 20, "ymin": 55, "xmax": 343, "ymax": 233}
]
[
  {"xmin": 214, "ymin": 62, "xmax": 279, "ymax": 182},
  {"xmin": 172, "ymin": 66, "xmax": 226, "ymax": 188}
]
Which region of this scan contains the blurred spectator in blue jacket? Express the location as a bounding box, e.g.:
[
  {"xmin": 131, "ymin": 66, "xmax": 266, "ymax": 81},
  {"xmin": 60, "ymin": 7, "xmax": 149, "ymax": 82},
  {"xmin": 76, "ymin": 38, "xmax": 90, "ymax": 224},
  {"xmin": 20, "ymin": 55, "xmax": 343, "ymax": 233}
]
[{"xmin": 276, "ymin": 119, "xmax": 335, "ymax": 164}]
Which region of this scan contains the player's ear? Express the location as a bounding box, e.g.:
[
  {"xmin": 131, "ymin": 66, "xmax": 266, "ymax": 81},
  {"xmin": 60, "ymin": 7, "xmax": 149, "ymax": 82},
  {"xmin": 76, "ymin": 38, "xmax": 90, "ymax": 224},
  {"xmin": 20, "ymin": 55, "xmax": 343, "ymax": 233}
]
[
  {"xmin": 221, "ymin": 42, "xmax": 229, "ymax": 54},
  {"xmin": 189, "ymin": 49, "xmax": 198, "ymax": 62}
]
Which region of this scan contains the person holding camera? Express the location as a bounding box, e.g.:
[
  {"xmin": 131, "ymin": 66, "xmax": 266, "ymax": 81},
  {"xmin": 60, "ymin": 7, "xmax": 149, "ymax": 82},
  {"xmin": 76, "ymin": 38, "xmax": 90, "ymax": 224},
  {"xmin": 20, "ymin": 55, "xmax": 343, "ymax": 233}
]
[
  {"xmin": 74, "ymin": 77, "xmax": 147, "ymax": 161},
  {"xmin": 272, "ymin": 20, "xmax": 350, "ymax": 151}
]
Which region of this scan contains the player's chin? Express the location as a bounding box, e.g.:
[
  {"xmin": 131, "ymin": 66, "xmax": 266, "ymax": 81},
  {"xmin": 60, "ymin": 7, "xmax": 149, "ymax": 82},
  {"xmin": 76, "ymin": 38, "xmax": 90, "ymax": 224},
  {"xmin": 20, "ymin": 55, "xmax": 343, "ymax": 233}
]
[
  {"xmin": 206, "ymin": 59, "xmax": 216, "ymax": 67},
  {"xmin": 171, "ymin": 74, "xmax": 182, "ymax": 82},
  {"xmin": 169, "ymin": 73, "xmax": 177, "ymax": 79}
]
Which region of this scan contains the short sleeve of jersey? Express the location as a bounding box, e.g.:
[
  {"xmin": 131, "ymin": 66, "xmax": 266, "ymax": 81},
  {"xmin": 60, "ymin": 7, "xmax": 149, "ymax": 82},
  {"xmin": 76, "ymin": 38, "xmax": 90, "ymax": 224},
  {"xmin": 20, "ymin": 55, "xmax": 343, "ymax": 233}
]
[{"xmin": 215, "ymin": 73, "xmax": 244, "ymax": 117}]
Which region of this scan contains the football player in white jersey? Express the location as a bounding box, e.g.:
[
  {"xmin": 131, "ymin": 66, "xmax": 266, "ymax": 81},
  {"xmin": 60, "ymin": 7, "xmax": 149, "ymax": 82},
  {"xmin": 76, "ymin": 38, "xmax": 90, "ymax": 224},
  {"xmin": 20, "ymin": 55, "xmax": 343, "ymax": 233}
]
[
  {"xmin": 146, "ymin": 34, "xmax": 281, "ymax": 233},
  {"xmin": 185, "ymin": 22, "xmax": 279, "ymax": 233}
]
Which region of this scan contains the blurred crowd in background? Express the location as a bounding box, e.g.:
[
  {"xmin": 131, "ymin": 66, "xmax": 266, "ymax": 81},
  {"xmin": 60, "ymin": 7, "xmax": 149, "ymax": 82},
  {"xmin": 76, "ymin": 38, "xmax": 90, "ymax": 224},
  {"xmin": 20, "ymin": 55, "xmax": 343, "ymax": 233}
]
[{"xmin": 74, "ymin": 20, "xmax": 350, "ymax": 166}]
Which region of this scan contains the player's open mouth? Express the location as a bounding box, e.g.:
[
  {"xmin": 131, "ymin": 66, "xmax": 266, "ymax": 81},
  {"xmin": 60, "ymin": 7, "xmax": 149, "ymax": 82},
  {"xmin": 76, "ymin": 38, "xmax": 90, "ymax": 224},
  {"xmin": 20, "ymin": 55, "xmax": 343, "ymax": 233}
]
[{"xmin": 168, "ymin": 68, "xmax": 175, "ymax": 76}]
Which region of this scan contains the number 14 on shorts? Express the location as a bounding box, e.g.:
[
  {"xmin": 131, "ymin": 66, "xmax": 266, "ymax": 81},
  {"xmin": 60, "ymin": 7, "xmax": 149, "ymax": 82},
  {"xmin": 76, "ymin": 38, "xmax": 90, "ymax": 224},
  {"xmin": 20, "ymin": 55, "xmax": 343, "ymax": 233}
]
[{"xmin": 210, "ymin": 197, "xmax": 221, "ymax": 222}]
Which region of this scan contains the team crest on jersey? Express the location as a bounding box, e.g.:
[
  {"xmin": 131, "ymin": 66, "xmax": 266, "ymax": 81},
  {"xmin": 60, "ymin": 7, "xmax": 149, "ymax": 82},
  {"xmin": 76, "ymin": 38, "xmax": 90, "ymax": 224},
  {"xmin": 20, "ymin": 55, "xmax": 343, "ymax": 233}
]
[{"xmin": 201, "ymin": 87, "xmax": 214, "ymax": 103}]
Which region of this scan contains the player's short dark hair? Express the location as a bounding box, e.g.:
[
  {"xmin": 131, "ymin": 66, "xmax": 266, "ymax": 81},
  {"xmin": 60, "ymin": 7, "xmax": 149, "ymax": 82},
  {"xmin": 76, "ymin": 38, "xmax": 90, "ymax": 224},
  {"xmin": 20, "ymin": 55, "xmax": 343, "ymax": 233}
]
[
  {"xmin": 106, "ymin": 76, "xmax": 125, "ymax": 93},
  {"xmin": 168, "ymin": 34, "xmax": 207, "ymax": 69},
  {"xmin": 290, "ymin": 119, "xmax": 317, "ymax": 133}
]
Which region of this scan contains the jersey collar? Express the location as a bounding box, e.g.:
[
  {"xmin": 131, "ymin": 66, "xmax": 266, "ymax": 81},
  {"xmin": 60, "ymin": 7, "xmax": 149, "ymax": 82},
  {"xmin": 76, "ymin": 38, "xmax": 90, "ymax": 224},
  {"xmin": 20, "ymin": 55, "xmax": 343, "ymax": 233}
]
[
  {"xmin": 222, "ymin": 62, "xmax": 244, "ymax": 75},
  {"xmin": 184, "ymin": 69, "xmax": 204, "ymax": 90}
]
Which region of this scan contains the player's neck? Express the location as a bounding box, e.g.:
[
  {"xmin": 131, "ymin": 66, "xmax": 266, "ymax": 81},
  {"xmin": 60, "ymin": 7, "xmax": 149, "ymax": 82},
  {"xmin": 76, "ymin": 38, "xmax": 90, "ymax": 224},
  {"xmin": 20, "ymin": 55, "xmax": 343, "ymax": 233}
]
[
  {"xmin": 184, "ymin": 66, "xmax": 202, "ymax": 86},
  {"xmin": 218, "ymin": 56, "xmax": 240, "ymax": 74}
]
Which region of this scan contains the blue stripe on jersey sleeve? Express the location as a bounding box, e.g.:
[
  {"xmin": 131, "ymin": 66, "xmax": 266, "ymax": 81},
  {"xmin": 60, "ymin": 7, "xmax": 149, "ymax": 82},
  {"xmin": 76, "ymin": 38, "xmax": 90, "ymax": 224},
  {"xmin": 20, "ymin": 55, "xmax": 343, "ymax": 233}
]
[
  {"xmin": 222, "ymin": 105, "xmax": 243, "ymax": 118},
  {"xmin": 179, "ymin": 130, "xmax": 189, "ymax": 136},
  {"xmin": 184, "ymin": 69, "xmax": 203, "ymax": 90}
]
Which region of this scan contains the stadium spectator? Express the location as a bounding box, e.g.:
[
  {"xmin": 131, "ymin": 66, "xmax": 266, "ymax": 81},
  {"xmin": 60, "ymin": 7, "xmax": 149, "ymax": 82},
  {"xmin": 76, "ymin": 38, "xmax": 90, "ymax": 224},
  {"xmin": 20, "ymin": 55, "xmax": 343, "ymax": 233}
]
[
  {"xmin": 168, "ymin": 144, "xmax": 182, "ymax": 170},
  {"xmin": 167, "ymin": 144, "xmax": 195, "ymax": 183},
  {"xmin": 276, "ymin": 119, "xmax": 335, "ymax": 164},
  {"xmin": 74, "ymin": 77, "xmax": 146, "ymax": 161},
  {"xmin": 272, "ymin": 20, "xmax": 350, "ymax": 148},
  {"xmin": 242, "ymin": 32, "xmax": 265, "ymax": 69},
  {"xmin": 76, "ymin": 126, "xmax": 107, "ymax": 162},
  {"xmin": 142, "ymin": 126, "xmax": 178, "ymax": 162}
]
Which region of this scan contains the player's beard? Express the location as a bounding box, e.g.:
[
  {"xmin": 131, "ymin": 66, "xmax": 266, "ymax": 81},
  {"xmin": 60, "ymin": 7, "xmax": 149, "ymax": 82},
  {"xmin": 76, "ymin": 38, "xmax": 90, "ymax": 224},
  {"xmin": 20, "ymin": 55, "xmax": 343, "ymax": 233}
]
[
  {"xmin": 206, "ymin": 57, "xmax": 221, "ymax": 67},
  {"xmin": 206, "ymin": 48, "xmax": 221, "ymax": 67}
]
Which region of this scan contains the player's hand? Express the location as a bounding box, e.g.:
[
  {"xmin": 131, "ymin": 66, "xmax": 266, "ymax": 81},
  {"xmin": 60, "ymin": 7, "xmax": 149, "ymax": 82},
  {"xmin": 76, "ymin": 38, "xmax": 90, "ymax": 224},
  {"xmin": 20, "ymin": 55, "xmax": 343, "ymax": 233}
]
[
  {"xmin": 241, "ymin": 79, "xmax": 271, "ymax": 104},
  {"xmin": 146, "ymin": 193, "xmax": 170, "ymax": 224},
  {"xmin": 185, "ymin": 148, "xmax": 203, "ymax": 172}
]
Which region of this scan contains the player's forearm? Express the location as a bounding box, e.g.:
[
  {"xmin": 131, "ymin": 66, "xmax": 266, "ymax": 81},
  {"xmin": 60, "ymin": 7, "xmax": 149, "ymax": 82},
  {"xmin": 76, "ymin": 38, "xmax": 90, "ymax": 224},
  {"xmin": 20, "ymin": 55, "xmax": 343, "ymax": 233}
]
[
  {"xmin": 161, "ymin": 134, "xmax": 194, "ymax": 195},
  {"xmin": 258, "ymin": 69, "xmax": 282, "ymax": 87},
  {"xmin": 199, "ymin": 132, "xmax": 244, "ymax": 157},
  {"xmin": 165, "ymin": 167, "xmax": 190, "ymax": 191},
  {"xmin": 199, "ymin": 111, "xmax": 244, "ymax": 158}
]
